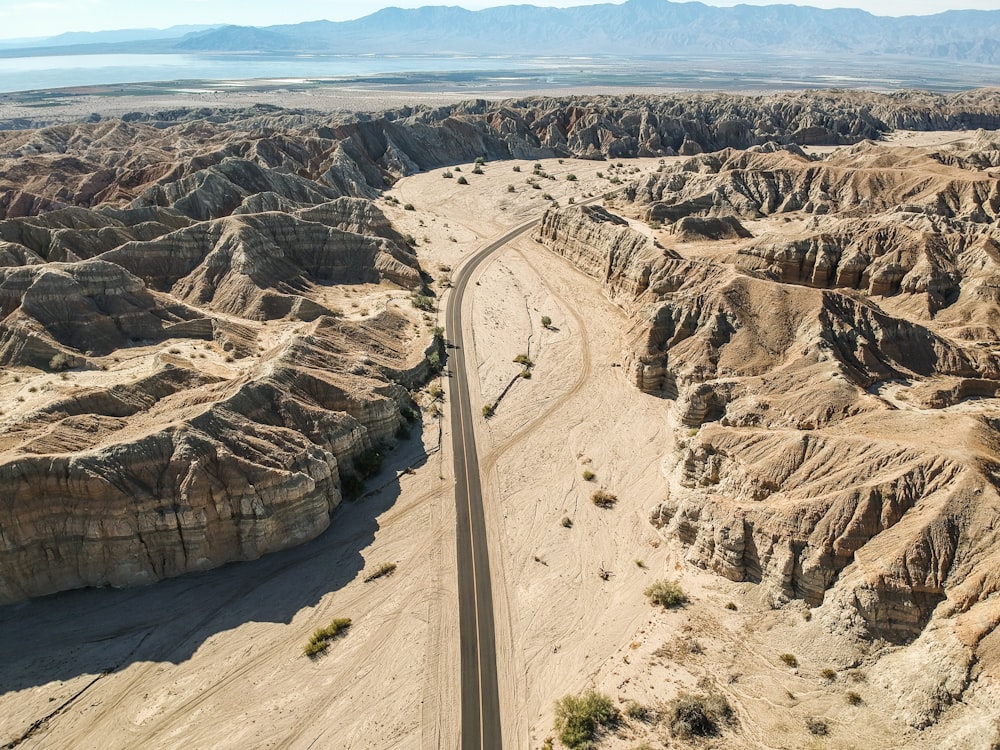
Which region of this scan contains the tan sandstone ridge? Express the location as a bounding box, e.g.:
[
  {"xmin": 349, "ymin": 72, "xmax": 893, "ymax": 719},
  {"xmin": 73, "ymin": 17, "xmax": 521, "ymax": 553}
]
[{"xmin": 534, "ymin": 139, "xmax": 1000, "ymax": 737}]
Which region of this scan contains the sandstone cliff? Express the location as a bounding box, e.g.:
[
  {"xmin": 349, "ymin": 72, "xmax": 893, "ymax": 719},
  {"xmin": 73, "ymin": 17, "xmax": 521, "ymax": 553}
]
[
  {"xmin": 535, "ymin": 143, "xmax": 1000, "ymax": 689},
  {"xmin": 0, "ymin": 153, "xmax": 432, "ymax": 602}
]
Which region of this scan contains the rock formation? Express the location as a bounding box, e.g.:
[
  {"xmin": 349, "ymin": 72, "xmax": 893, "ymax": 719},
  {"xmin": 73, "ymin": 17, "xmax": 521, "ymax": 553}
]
[
  {"xmin": 536, "ymin": 141, "xmax": 1000, "ymax": 722},
  {"xmin": 0, "ymin": 118, "xmax": 434, "ymax": 602}
]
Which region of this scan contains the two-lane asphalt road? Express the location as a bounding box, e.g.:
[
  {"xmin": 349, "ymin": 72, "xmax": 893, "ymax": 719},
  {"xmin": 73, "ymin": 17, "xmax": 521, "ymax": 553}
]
[{"xmin": 446, "ymin": 218, "xmax": 541, "ymax": 750}]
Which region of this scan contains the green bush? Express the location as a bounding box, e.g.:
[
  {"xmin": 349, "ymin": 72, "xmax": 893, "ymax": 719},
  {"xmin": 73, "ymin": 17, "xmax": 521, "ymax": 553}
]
[
  {"xmin": 645, "ymin": 580, "xmax": 688, "ymax": 609},
  {"xmin": 668, "ymin": 691, "xmax": 732, "ymax": 738},
  {"xmin": 475, "ymin": 156, "xmax": 486, "ymax": 164},
  {"xmin": 472, "ymin": 166, "xmax": 484, "ymax": 175},
  {"xmin": 512, "ymin": 165, "xmax": 521, "ymax": 172},
  {"xmin": 513, "ymin": 353, "xmax": 534, "ymax": 367},
  {"xmin": 404, "ymin": 203, "xmax": 415, "ymax": 211},
  {"xmin": 507, "ymin": 184, "xmax": 516, "ymax": 192},
  {"xmin": 457, "ymin": 175, "xmax": 469, "ymax": 185},
  {"xmin": 482, "ymin": 404, "xmax": 495, "ymax": 418},
  {"xmin": 303, "ymin": 617, "xmax": 352, "ymax": 657},
  {"xmin": 566, "ymin": 173, "xmax": 577, "ymax": 181},
  {"xmin": 553, "ymin": 690, "xmax": 618, "ymax": 749},
  {"xmin": 846, "ymin": 690, "xmax": 862, "ymax": 705},
  {"xmin": 427, "ymin": 351, "xmax": 441, "ymax": 373},
  {"xmin": 561, "ymin": 516, "xmax": 573, "ymax": 528},
  {"xmin": 442, "ymin": 170, "xmax": 453, "ymax": 178},
  {"xmin": 821, "ymin": 668, "xmax": 836, "ymax": 681},
  {"xmin": 541, "ymin": 315, "xmax": 552, "ymax": 328},
  {"xmin": 411, "ymin": 293, "xmax": 435, "ymax": 312},
  {"xmin": 582, "ymin": 470, "xmax": 595, "ymax": 481}
]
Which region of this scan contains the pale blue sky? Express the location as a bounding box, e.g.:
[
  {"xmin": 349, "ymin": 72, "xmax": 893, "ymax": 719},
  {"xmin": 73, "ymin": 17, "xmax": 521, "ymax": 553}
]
[{"xmin": 1, "ymin": 0, "xmax": 996, "ymax": 41}]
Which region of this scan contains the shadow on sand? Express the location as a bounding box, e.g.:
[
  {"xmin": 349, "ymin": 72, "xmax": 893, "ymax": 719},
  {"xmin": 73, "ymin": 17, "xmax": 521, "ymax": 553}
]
[{"xmin": 0, "ymin": 430, "xmax": 432, "ymax": 702}]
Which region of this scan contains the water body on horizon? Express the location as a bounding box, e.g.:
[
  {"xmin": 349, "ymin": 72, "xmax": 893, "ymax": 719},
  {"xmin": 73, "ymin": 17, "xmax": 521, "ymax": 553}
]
[{"xmin": 0, "ymin": 52, "xmax": 997, "ymax": 95}]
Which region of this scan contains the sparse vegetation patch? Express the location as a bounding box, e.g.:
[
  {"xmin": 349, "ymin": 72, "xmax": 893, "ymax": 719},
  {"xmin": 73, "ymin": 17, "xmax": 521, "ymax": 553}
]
[
  {"xmin": 553, "ymin": 690, "xmax": 618, "ymax": 749},
  {"xmin": 668, "ymin": 691, "xmax": 733, "ymax": 739},
  {"xmin": 591, "ymin": 490, "xmax": 617, "ymax": 508},
  {"xmin": 645, "ymin": 580, "xmax": 688, "ymax": 608},
  {"xmin": 303, "ymin": 617, "xmax": 352, "ymax": 657},
  {"xmin": 363, "ymin": 562, "xmax": 397, "ymax": 582}
]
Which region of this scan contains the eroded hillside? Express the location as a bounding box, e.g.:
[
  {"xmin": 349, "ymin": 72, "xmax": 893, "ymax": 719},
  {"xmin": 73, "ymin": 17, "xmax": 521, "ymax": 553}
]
[{"xmin": 535, "ymin": 137, "xmax": 1000, "ymax": 737}]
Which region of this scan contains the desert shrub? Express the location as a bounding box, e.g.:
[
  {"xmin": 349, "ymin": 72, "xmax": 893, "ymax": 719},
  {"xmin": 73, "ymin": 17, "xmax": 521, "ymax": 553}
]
[
  {"xmin": 427, "ymin": 351, "xmax": 442, "ymax": 373},
  {"xmin": 403, "ymin": 203, "xmax": 415, "ymax": 211},
  {"xmin": 442, "ymin": 170, "xmax": 453, "ymax": 178},
  {"xmin": 482, "ymin": 404, "xmax": 495, "ymax": 418},
  {"xmin": 411, "ymin": 293, "xmax": 435, "ymax": 312},
  {"xmin": 846, "ymin": 691, "xmax": 863, "ymax": 705},
  {"xmin": 561, "ymin": 516, "xmax": 573, "ymax": 528},
  {"xmin": 513, "ymin": 353, "xmax": 534, "ymax": 367},
  {"xmin": 474, "ymin": 156, "xmax": 486, "ymax": 164},
  {"xmin": 472, "ymin": 166, "xmax": 484, "ymax": 175},
  {"xmin": 779, "ymin": 653, "xmax": 798, "ymax": 668},
  {"xmin": 624, "ymin": 701, "xmax": 650, "ymax": 722},
  {"xmin": 566, "ymin": 173, "xmax": 577, "ymax": 181},
  {"xmin": 821, "ymin": 668, "xmax": 837, "ymax": 681},
  {"xmin": 554, "ymin": 690, "xmax": 618, "ymax": 749},
  {"xmin": 805, "ymin": 717, "xmax": 828, "ymax": 736},
  {"xmin": 507, "ymin": 184, "xmax": 516, "ymax": 192},
  {"xmin": 520, "ymin": 369, "xmax": 532, "ymax": 379},
  {"xmin": 512, "ymin": 165, "xmax": 521, "ymax": 172},
  {"xmin": 428, "ymin": 385, "xmax": 443, "ymax": 400},
  {"xmin": 582, "ymin": 470, "xmax": 595, "ymax": 481},
  {"xmin": 591, "ymin": 490, "xmax": 617, "ymax": 508},
  {"xmin": 457, "ymin": 176, "xmax": 469, "ymax": 185},
  {"xmin": 634, "ymin": 559, "xmax": 647, "ymax": 569},
  {"xmin": 303, "ymin": 617, "xmax": 352, "ymax": 657},
  {"xmin": 363, "ymin": 562, "xmax": 397, "ymax": 582},
  {"xmin": 541, "ymin": 315, "xmax": 552, "ymax": 327},
  {"xmin": 668, "ymin": 691, "xmax": 732, "ymax": 738},
  {"xmin": 541, "ymin": 192, "xmax": 554, "ymax": 201},
  {"xmin": 48, "ymin": 352, "xmax": 75, "ymax": 371},
  {"xmin": 645, "ymin": 580, "xmax": 687, "ymax": 609}
]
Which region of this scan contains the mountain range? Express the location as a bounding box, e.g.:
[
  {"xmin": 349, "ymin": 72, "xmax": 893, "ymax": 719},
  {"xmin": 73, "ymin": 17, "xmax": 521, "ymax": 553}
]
[{"xmin": 3, "ymin": 0, "xmax": 1000, "ymax": 66}]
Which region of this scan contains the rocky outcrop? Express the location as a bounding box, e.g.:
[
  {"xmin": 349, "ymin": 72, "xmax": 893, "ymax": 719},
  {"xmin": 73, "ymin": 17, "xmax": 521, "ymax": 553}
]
[
  {"xmin": 4, "ymin": 91, "xmax": 1000, "ymax": 220},
  {"xmin": 628, "ymin": 144, "xmax": 1000, "ymax": 224},
  {"xmin": 648, "ymin": 423, "xmax": 995, "ymax": 644},
  {"xmin": 0, "ymin": 117, "xmax": 434, "ymax": 602},
  {"xmin": 0, "ymin": 310, "xmax": 422, "ymax": 604},
  {"xmin": 537, "ymin": 204, "xmax": 679, "ymax": 300},
  {"xmin": 535, "ymin": 140, "xmax": 1000, "ymax": 653},
  {"xmin": 102, "ymin": 211, "xmax": 421, "ymax": 320}
]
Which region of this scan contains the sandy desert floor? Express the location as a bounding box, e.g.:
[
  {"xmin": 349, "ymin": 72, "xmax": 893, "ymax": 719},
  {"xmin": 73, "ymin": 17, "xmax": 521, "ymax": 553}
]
[{"xmin": 2, "ymin": 130, "xmax": 998, "ymax": 750}]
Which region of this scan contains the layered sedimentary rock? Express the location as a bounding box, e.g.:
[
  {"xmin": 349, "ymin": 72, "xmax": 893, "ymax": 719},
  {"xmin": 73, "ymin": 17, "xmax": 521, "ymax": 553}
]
[
  {"xmin": 4, "ymin": 90, "xmax": 1000, "ymax": 220},
  {"xmin": 536, "ymin": 141, "xmax": 1000, "ymax": 676},
  {"xmin": 0, "ymin": 128, "xmax": 433, "ymax": 602}
]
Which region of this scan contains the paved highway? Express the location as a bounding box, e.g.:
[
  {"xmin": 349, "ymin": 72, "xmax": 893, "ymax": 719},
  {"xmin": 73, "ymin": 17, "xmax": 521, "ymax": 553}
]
[{"xmin": 446, "ymin": 218, "xmax": 540, "ymax": 750}]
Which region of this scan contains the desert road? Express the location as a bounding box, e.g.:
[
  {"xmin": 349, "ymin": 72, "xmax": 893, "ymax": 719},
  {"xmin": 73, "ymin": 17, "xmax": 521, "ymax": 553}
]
[{"xmin": 446, "ymin": 217, "xmax": 540, "ymax": 750}]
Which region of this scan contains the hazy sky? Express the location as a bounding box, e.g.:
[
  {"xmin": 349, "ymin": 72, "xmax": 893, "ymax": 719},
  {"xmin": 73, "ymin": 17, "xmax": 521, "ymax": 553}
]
[{"xmin": 1, "ymin": 0, "xmax": 996, "ymax": 40}]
